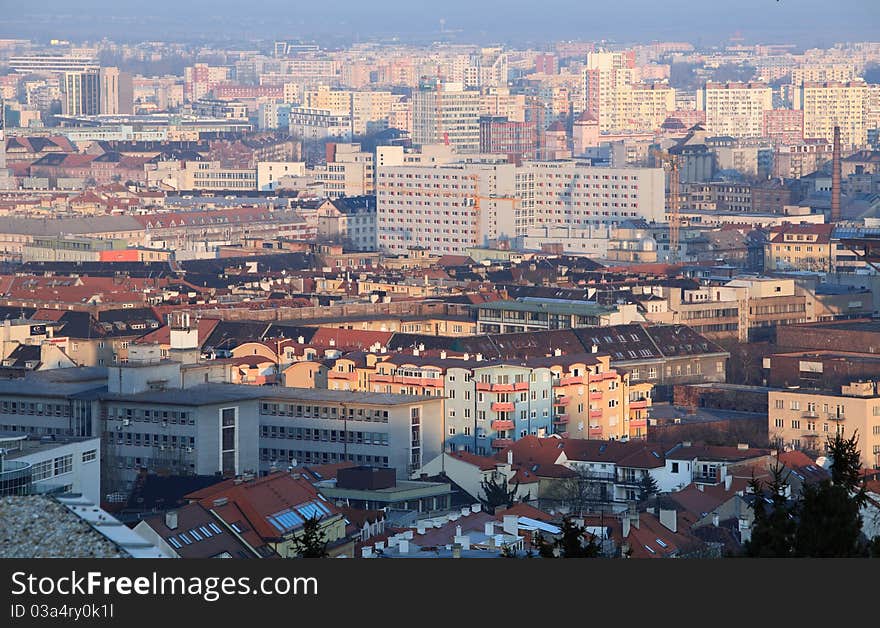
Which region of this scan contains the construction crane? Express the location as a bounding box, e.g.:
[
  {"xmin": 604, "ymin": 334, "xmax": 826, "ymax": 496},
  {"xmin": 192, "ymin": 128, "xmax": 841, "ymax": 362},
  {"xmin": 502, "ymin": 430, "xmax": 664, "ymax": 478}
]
[{"xmin": 653, "ymin": 149, "xmax": 680, "ymax": 263}]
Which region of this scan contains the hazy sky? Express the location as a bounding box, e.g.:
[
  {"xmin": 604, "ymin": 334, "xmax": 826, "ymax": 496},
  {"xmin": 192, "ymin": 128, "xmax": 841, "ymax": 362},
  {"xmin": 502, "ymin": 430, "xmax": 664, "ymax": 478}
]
[{"xmin": 2, "ymin": 0, "xmax": 878, "ymax": 47}]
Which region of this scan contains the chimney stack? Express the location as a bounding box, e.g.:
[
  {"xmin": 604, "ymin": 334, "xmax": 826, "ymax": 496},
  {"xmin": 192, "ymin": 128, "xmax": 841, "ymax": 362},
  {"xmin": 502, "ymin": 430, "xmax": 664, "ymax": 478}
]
[
  {"xmin": 831, "ymin": 125, "xmax": 841, "ymax": 223},
  {"xmin": 165, "ymin": 511, "xmax": 178, "ymax": 530}
]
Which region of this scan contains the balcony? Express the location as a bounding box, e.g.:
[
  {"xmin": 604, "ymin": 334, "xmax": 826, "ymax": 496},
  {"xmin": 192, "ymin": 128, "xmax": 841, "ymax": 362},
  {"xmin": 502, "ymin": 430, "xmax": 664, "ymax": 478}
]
[
  {"xmin": 328, "ymin": 370, "xmax": 357, "ymax": 381},
  {"xmin": 489, "ymin": 383, "xmax": 515, "ymax": 393},
  {"xmin": 491, "ymin": 402, "xmax": 515, "ymax": 412},
  {"xmin": 589, "ymin": 391, "xmax": 603, "ymax": 400},
  {"xmin": 513, "ymin": 381, "xmax": 530, "ymax": 391},
  {"xmin": 802, "ymin": 410, "xmax": 819, "ymax": 418},
  {"xmin": 629, "ymin": 418, "xmax": 647, "ymax": 429},
  {"xmin": 630, "ymin": 399, "xmax": 648, "ymax": 410},
  {"xmin": 559, "ymin": 375, "xmax": 583, "ymax": 386},
  {"xmin": 589, "ymin": 409, "xmax": 603, "ymax": 418},
  {"xmin": 476, "ymin": 382, "xmax": 492, "ymax": 391},
  {"xmin": 553, "ymin": 414, "xmax": 569, "ymax": 425},
  {"xmin": 588, "ymin": 426, "xmax": 603, "ymax": 437},
  {"xmin": 491, "ymin": 438, "xmax": 513, "ymax": 449},
  {"xmin": 554, "ymin": 396, "xmax": 571, "ymax": 406},
  {"xmin": 491, "ymin": 419, "xmax": 515, "ymax": 431}
]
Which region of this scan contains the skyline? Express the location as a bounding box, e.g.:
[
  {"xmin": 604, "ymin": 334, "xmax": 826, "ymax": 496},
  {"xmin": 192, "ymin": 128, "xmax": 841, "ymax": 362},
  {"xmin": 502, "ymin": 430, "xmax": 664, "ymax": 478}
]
[{"xmin": 2, "ymin": 0, "xmax": 879, "ymax": 47}]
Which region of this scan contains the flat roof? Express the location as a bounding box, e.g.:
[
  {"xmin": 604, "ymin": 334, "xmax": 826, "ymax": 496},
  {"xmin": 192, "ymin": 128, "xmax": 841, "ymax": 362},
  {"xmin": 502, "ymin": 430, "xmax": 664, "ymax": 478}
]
[
  {"xmin": 315, "ymin": 479, "xmax": 452, "ymax": 502},
  {"xmin": 0, "ymin": 434, "xmax": 99, "ymax": 460},
  {"xmin": 100, "ymin": 384, "xmax": 437, "ymax": 407},
  {"xmin": 475, "ymin": 299, "xmax": 614, "ymax": 316}
]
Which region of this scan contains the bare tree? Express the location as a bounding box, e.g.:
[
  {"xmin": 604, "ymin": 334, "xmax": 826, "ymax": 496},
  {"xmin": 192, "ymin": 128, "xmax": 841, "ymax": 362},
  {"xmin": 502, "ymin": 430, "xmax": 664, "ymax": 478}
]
[{"xmin": 545, "ymin": 466, "xmax": 610, "ymax": 516}]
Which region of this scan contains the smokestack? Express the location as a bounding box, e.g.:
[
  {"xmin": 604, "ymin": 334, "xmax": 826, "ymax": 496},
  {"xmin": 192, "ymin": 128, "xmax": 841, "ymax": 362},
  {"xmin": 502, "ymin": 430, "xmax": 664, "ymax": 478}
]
[{"xmin": 831, "ymin": 125, "xmax": 841, "ymax": 223}]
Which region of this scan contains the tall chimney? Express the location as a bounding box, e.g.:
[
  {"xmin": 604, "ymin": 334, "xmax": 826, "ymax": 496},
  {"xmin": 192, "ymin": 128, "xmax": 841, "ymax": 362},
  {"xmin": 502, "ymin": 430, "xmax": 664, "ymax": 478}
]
[{"xmin": 831, "ymin": 125, "xmax": 841, "ymax": 223}]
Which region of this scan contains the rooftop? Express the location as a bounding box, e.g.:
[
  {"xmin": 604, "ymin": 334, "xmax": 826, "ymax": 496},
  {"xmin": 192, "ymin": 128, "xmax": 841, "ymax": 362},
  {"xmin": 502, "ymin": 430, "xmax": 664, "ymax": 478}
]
[{"xmin": 100, "ymin": 384, "xmax": 437, "ymax": 407}]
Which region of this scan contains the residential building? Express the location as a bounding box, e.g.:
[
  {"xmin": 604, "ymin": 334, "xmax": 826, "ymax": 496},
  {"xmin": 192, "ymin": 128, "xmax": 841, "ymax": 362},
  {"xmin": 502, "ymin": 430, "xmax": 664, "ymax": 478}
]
[
  {"xmin": 768, "ymin": 381, "xmax": 880, "ymax": 468},
  {"xmin": 412, "ymin": 81, "xmax": 482, "ymax": 154},
  {"xmin": 697, "ymin": 82, "xmax": 773, "ymax": 139},
  {"xmin": 376, "ymin": 159, "xmax": 664, "ymax": 255},
  {"xmin": 795, "ymin": 81, "xmax": 869, "ymax": 148},
  {"xmin": 475, "ymin": 299, "xmax": 641, "ymax": 333}
]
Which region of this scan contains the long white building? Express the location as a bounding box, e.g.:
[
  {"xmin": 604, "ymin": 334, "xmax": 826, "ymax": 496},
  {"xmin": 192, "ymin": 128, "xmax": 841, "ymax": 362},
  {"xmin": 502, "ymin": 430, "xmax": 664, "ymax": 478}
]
[{"xmin": 376, "ymin": 159, "xmax": 665, "ymax": 255}]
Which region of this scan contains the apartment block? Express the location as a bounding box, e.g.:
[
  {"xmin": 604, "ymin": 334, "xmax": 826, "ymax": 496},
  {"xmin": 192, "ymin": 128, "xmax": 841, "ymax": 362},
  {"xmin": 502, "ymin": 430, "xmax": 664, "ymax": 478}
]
[
  {"xmin": 769, "ymin": 382, "xmax": 880, "ymax": 469},
  {"xmin": 795, "ymin": 80, "xmax": 868, "ymax": 148},
  {"xmin": 375, "ymin": 159, "xmax": 665, "ymax": 255},
  {"xmin": 698, "ymin": 82, "xmax": 773, "ymax": 139},
  {"xmin": 412, "ymin": 81, "xmax": 482, "ymax": 154}
]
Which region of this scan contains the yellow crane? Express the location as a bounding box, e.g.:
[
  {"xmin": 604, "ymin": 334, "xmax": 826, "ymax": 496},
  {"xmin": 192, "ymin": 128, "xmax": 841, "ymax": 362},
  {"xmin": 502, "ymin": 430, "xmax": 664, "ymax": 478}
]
[{"xmin": 653, "ymin": 149, "xmax": 681, "ymax": 263}]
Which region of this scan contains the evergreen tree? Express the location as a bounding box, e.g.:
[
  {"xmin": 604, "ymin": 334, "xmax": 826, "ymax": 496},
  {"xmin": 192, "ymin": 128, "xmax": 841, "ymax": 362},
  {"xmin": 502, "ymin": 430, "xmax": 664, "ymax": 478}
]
[
  {"xmin": 639, "ymin": 473, "xmax": 660, "ymax": 501},
  {"xmin": 558, "ymin": 516, "xmax": 601, "ymax": 558},
  {"xmin": 478, "ymin": 475, "xmax": 519, "ymax": 515},
  {"xmin": 531, "ymin": 517, "xmax": 601, "ymax": 558},
  {"xmin": 531, "ymin": 531, "xmax": 557, "ymax": 558},
  {"xmin": 744, "ymin": 464, "xmax": 795, "ymax": 557},
  {"xmin": 793, "ymin": 431, "xmax": 867, "ymax": 557},
  {"xmin": 290, "ymin": 514, "xmax": 329, "ymax": 558}
]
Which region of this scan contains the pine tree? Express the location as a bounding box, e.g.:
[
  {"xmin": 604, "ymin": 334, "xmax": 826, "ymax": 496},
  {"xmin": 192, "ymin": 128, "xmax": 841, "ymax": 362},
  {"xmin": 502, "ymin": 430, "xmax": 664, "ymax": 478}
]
[
  {"xmin": 558, "ymin": 516, "xmax": 601, "ymax": 558},
  {"xmin": 531, "ymin": 517, "xmax": 601, "ymax": 558},
  {"xmin": 744, "ymin": 464, "xmax": 795, "ymax": 557},
  {"xmin": 639, "ymin": 473, "xmax": 660, "ymax": 501},
  {"xmin": 478, "ymin": 475, "xmax": 519, "ymax": 515},
  {"xmin": 290, "ymin": 514, "xmax": 329, "ymax": 558},
  {"xmin": 793, "ymin": 431, "xmax": 868, "ymax": 557}
]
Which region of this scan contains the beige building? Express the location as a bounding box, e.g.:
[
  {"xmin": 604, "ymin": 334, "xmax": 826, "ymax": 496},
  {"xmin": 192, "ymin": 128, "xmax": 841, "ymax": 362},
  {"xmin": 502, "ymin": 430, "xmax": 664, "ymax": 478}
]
[
  {"xmin": 769, "ymin": 382, "xmax": 880, "ymax": 469},
  {"xmin": 582, "ymin": 51, "xmax": 636, "ymax": 132},
  {"xmin": 412, "ymin": 82, "xmax": 482, "ymax": 154},
  {"xmin": 790, "ymin": 64, "xmax": 856, "ymax": 85},
  {"xmin": 698, "ymin": 82, "xmax": 773, "ymax": 139},
  {"xmin": 795, "ymin": 80, "xmax": 868, "ymax": 148}
]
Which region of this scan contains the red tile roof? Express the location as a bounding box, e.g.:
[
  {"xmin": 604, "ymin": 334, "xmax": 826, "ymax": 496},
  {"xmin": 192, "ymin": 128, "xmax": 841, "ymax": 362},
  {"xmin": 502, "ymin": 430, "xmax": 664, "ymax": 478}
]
[{"xmin": 186, "ymin": 472, "xmax": 343, "ymax": 542}]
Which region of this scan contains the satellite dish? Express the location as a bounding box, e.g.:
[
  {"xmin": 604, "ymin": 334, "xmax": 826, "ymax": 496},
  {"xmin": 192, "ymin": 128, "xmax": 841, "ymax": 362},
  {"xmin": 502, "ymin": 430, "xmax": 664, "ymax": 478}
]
[{"xmin": 815, "ymin": 456, "xmax": 831, "ymax": 470}]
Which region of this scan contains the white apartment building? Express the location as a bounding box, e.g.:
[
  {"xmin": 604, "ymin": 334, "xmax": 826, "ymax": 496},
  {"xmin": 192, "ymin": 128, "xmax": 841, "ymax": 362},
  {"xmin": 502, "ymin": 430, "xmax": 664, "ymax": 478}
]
[
  {"xmin": 795, "ymin": 80, "xmax": 869, "ymax": 148},
  {"xmin": 698, "ymin": 82, "xmax": 773, "ymax": 139},
  {"xmin": 256, "ymin": 161, "xmax": 305, "ymax": 192},
  {"xmin": 412, "ymin": 82, "xmax": 482, "ymax": 154},
  {"xmin": 289, "ymin": 107, "xmax": 352, "ymax": 142},
  {"xmin": 376, "ymin": 159, "xmax": 665, "ymax": 255}
]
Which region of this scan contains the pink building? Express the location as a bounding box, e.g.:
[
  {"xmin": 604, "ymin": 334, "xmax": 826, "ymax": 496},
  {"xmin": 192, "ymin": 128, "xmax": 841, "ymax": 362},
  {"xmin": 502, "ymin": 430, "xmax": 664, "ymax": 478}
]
[
  {"xmin": 763, "ymin": 109, "xmax": 804, "ymax": 146},
  {"xmin": 572, "ymin": 111, "xmax": 600, "ymax": 155}
]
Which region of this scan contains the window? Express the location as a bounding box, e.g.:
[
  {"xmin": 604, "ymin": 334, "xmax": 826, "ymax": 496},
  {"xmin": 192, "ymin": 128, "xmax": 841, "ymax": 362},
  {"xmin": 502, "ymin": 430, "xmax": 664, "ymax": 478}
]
[
  {"xmin": 774, "ymin": 399, "xmax": 784, "ymax": 409},
  {"xmin": 671, "ymin": 462, "xmax": 679, "ymax": 473},
  {"xmin": 775, "ymin": 418, "xmax": 784, "ymax": 428},
  {"xmin": 82, "ymin": 449, "xmax": 97, "ymax": 463},
  {"xmin": 790, "ymin": 401, "xmax": 800, "ymax": 411},
  {"xmin": 54, "ymin": 454, "xmax": 73, "ymax": 476},
  {"xmin": 791, "ymin": 419, "xmax": 800, "ymax": 429}
]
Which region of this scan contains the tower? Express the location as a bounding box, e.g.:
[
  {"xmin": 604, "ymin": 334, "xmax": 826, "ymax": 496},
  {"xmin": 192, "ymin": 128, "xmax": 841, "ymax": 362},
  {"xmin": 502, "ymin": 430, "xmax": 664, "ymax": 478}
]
[{"xmin": 831, "ymin": 125, "xmax": 841, "ymax": 223}]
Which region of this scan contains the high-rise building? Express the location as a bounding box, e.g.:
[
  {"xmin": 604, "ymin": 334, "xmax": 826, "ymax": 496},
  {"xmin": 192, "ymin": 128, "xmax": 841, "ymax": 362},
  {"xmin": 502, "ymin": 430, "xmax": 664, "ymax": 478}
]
[
  {"xmin": 795, "ymin": 80, "xmax": 868, "ymax": 148},
  {"xmin": 62, "ymin": 70, "xmax": 100, "ymax": 116},
  {"xmin": 376, "ymin": 158, "xmax": 664, "ymax": 255},
  {"xmin": 98, "ymin": 67, "xmax": 133, "ymax": 115},
  {"xmin": 582, "ymin": 50, "xmax": 636, "ymax": 131},
  {"xmin": 479, "ymin": 116, "xmax": 537, "ymax": 160},
  {"xmin": 697, "ymin": 82, "xmax": 773, "ymax": 139},
  {"xmin": 411, "ymin": 81, "xmax": 482, "ymax": 154}
]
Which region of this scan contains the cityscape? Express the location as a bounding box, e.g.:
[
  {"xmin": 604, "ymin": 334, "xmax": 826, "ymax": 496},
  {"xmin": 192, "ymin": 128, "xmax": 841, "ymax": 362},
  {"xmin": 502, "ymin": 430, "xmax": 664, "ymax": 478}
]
[{"xmin": 0, "ymin": 1, "xmax": 879, "ymax": 560}]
